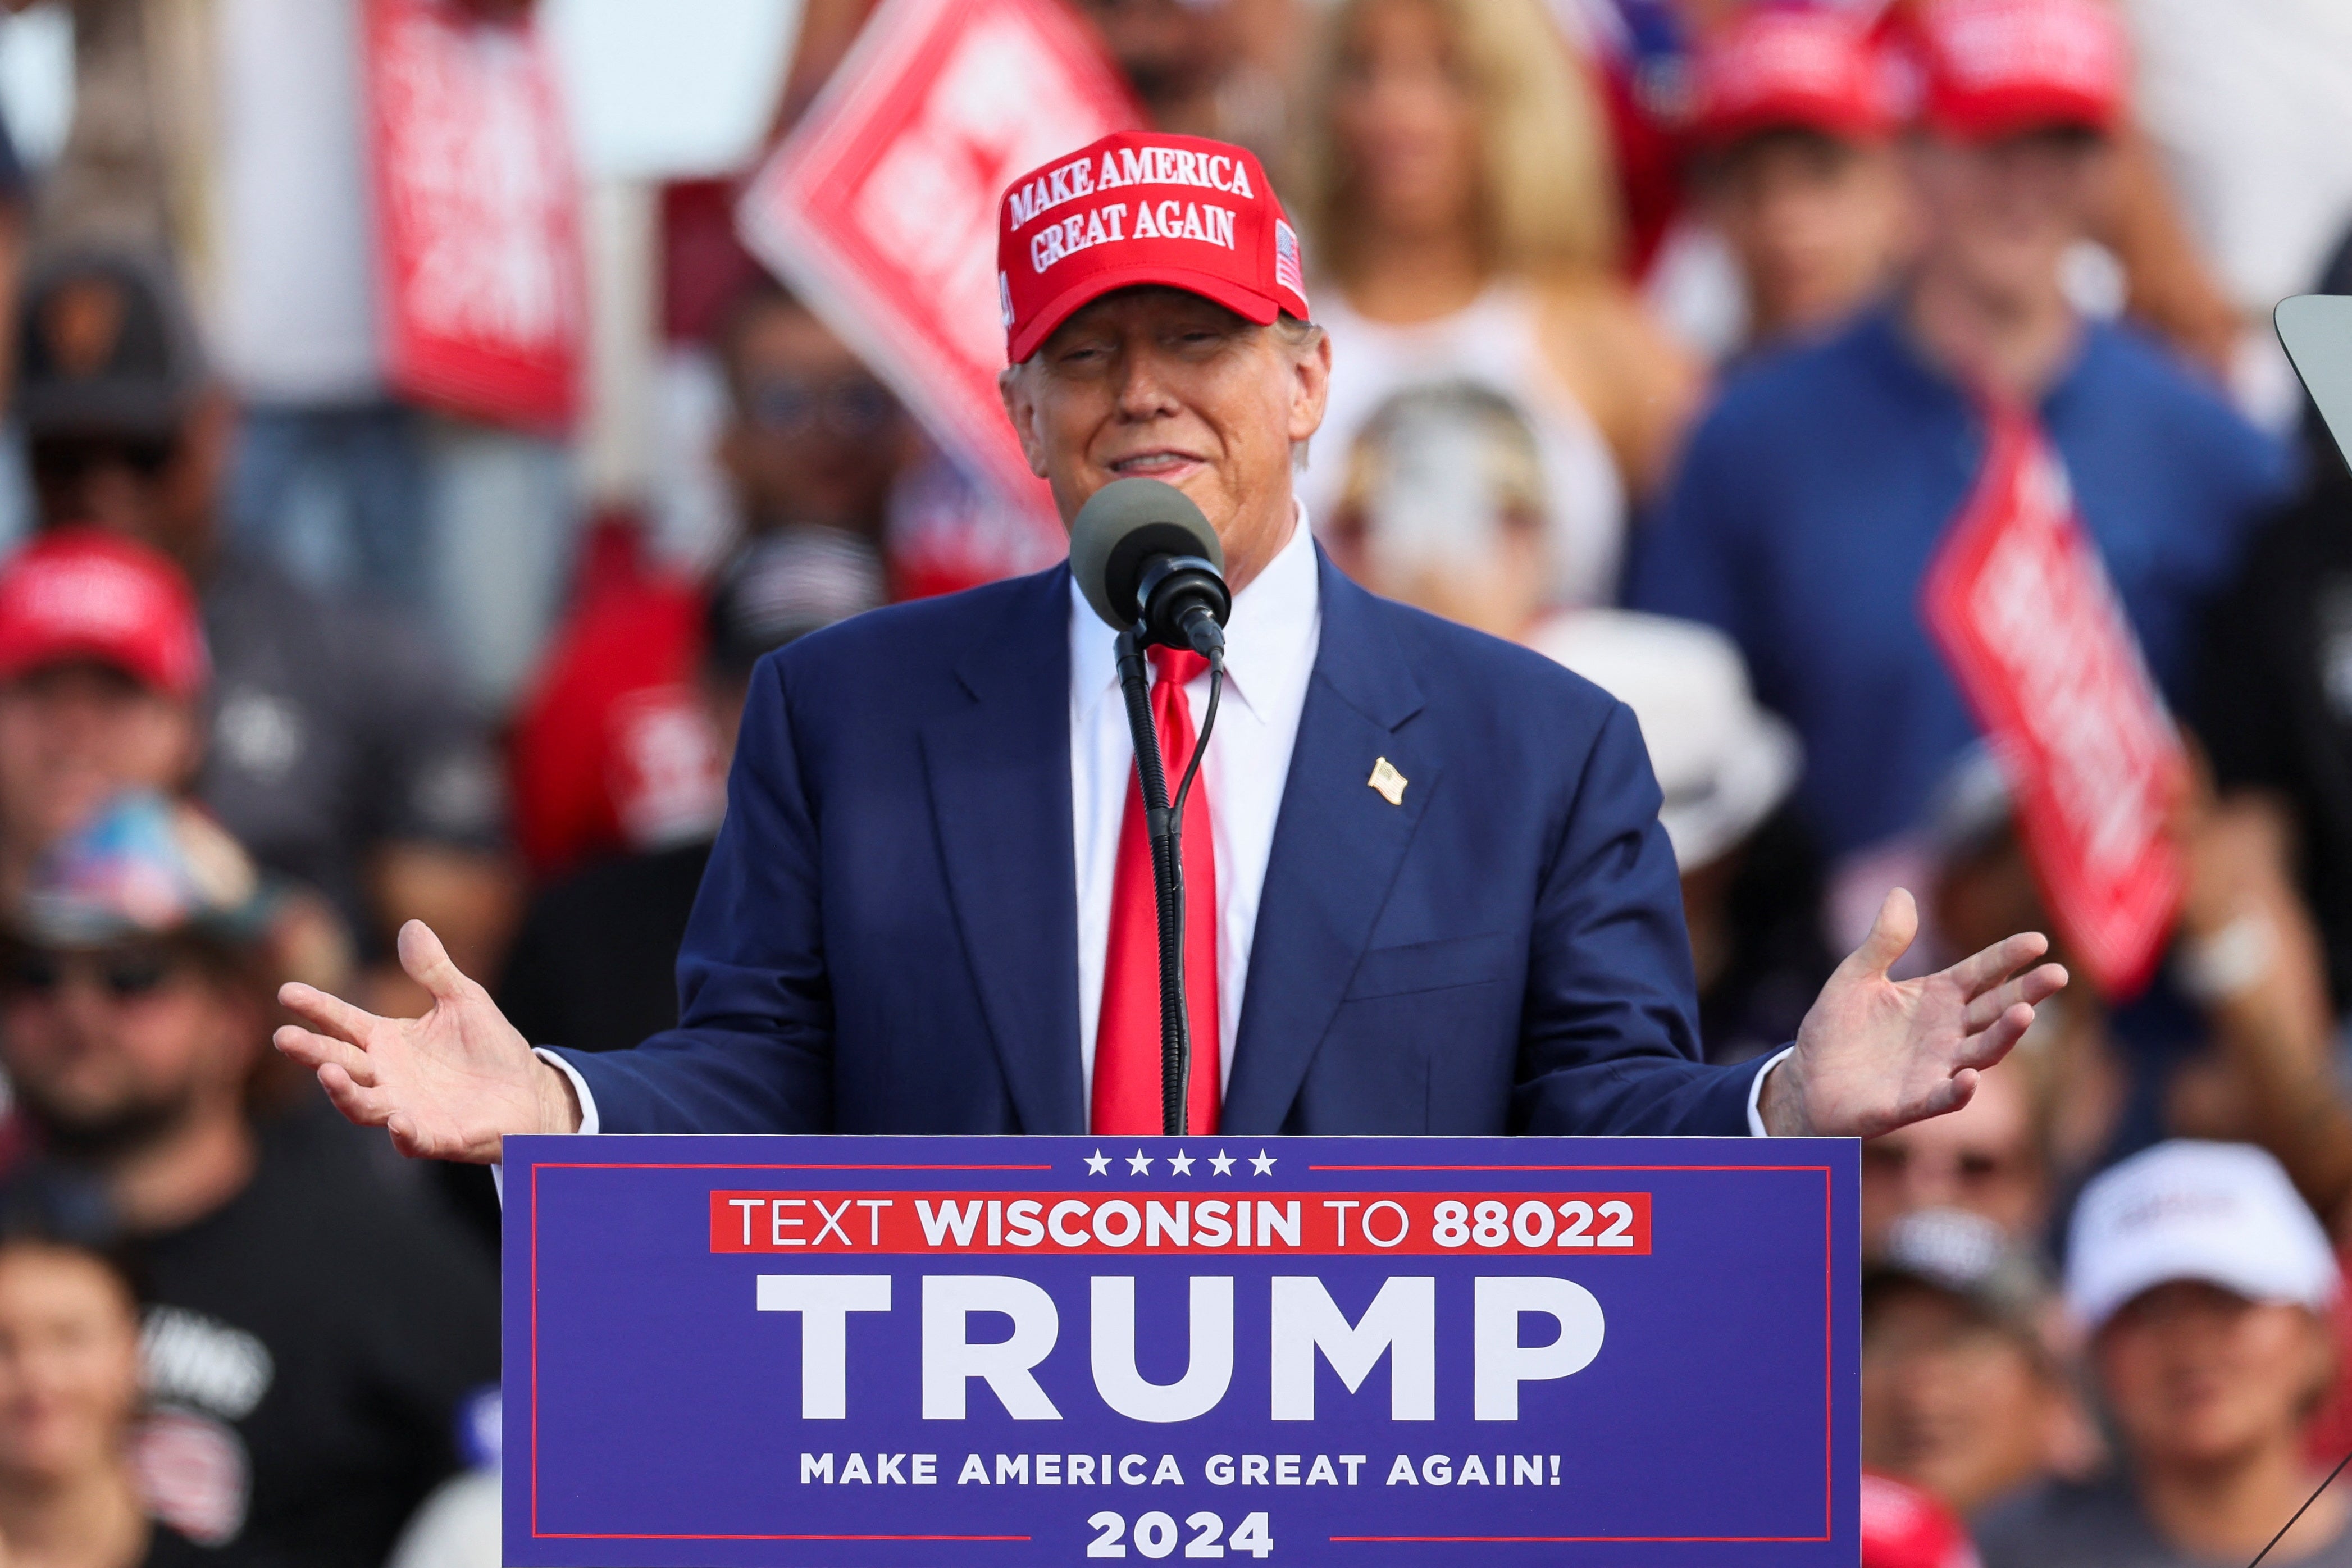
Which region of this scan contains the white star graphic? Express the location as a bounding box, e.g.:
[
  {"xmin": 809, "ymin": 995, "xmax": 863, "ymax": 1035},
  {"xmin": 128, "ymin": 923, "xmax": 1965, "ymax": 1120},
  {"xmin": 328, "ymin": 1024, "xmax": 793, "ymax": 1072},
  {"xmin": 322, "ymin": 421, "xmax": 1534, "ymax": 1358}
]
[
  {"xmin": 1166, "ymin": 1150, "xmax": 1196, "ymax": 1175},
  {"xmin": 1209, "ymin": 1150, "xmax": 1236, "ymax": 1175},
  {"xmin": 1128, "ymin": 1150, "xmax": 1154, "ymax": 1175},
  {"xmin": 1084, "ymin": 1148, "xmax": 1111, "ymax": 1175},
  {"xmin": 1250, "ymin": 1149, "xmax": 1277, "ymax": 1175}
]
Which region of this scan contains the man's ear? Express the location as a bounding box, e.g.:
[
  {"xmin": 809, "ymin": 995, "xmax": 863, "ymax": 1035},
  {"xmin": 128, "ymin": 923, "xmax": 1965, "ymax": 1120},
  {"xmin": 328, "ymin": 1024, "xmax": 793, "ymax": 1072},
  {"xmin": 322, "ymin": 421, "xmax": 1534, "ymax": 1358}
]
[
  {"xmin": 998, "ymin": 364, "xmax": 1052, "ymax": 479},
  {"xmin": 1288, "ymin": 331, "xmax": 1332, "ymax": 446}
]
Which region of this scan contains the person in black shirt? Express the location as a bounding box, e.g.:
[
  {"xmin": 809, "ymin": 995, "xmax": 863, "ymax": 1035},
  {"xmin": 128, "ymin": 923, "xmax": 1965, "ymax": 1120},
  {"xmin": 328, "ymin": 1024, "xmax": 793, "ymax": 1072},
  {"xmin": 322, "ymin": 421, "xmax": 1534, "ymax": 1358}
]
[
  {"xmin": 0, "ymin": 1236, "xmax": 221, "ymax": 1567},
  {"xmin": 498, "ymin": 526, "xmax": 885, "ymax": 1054},
  {"xmin": 2190, "ymin": 229, "xmax": 2352, "ymax": 1016},
  {"xmin": 0, "ymin": 792, "xmax": 496, "ymax": 1568}
]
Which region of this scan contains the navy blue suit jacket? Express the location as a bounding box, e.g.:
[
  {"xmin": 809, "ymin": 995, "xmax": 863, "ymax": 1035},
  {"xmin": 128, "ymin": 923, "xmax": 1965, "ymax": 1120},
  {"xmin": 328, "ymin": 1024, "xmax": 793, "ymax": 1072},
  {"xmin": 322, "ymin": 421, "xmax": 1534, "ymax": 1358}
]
[{"xmin": 555, "ymin": 550, "xmax": 1762, "ymax": 1136}]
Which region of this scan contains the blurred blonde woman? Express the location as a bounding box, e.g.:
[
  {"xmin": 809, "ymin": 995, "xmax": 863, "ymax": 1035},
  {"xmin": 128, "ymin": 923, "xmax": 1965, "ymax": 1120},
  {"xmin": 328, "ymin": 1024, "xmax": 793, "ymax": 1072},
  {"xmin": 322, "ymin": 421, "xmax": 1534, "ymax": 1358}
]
[{"xmin": 1294, "ymin": 0, "xmax": 1702, "ymax": 605}]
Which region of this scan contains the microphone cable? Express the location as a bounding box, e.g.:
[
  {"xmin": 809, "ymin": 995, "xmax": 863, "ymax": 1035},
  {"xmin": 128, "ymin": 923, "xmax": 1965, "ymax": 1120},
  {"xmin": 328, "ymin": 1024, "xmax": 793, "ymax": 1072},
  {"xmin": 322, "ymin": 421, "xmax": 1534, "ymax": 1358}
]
[
  {"xmin": 1163, "ymin": 647, "xmax": 1223, "ymax": 1134},
  {"xmin": 2246, "ymin": 1446, "xmax": 2352, "ymax": 1568}
]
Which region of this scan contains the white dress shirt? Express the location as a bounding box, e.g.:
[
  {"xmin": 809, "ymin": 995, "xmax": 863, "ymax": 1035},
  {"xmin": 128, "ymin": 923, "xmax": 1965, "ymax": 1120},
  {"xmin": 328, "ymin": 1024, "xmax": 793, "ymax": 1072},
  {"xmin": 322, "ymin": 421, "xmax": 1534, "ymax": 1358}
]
[
  {"xmin": 1070, "ymin": 508, "xmax": 1322, "ymax": 1103},
  {"xmin": 521, "ymin": 507, "xmax": 1784, "ymax": 1156}
]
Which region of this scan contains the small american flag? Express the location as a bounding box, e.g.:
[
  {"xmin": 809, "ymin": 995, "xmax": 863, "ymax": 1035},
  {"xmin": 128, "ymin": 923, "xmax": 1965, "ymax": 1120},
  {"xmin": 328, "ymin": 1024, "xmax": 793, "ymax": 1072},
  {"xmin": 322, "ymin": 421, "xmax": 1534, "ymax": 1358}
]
[{"xmin": 1273, "ymin": 220, "xmax": 1307, "ymax": 309}]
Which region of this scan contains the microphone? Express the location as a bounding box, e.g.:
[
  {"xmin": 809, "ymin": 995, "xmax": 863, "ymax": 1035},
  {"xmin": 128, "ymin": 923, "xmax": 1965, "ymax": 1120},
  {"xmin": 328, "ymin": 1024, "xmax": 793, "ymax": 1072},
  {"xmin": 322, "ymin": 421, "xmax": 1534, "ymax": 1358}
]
[
  {"xmin": 1069, "ymin": 478, "xmax": 1231, "ymax": 657},
  {"xmin": 1068, "ymin": 477, "xmax": 1230, "ymax": 1136}
]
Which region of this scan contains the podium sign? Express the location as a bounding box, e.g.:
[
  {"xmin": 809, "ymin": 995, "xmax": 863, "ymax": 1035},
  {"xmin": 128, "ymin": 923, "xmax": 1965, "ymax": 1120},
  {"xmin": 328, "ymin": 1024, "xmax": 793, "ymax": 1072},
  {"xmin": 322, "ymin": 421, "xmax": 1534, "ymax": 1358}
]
[{"xmin": 504, "ymin": 1135, "xmax": 1857, "ymax": 1566}]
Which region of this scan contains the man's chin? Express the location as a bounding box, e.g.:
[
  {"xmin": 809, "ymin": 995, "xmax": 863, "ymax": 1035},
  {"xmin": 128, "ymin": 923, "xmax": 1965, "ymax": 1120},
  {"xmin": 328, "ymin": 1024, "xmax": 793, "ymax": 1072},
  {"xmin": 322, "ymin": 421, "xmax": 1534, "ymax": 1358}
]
[
  {"xmin": 1058, "ymin": 466, "xmax": 1230, "ymax": 536},
  {"xmin": 16, "ymin": 1089, "xmax": 193, "ymax": 1163}
]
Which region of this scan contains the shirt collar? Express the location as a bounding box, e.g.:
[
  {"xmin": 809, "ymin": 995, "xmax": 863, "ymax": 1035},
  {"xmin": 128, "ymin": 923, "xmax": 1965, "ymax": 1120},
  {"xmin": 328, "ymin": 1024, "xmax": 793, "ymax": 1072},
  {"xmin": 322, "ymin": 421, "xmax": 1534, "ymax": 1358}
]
[{"xmin": 1070, "ymin": 503, "xmax": 1320, "ymax": 728}]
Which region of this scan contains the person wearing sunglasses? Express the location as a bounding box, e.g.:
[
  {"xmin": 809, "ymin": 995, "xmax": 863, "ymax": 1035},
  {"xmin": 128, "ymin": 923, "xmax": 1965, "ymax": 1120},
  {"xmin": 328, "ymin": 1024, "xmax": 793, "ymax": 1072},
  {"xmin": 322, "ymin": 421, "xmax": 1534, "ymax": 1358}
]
[
  {"xmin": 713, "ymin": 276, "xmax": 909, "ymax": 556},
  {"xmin": 504, "ymin": 272, "xmax": 908, "ymax": 881},
  {"xmin": 0, "ymin": 792, "xmax": 497, "ymax": 1568},
  {"xmin": 11, "ymin": 248, "xmax": 514, "ymax": 1033}
]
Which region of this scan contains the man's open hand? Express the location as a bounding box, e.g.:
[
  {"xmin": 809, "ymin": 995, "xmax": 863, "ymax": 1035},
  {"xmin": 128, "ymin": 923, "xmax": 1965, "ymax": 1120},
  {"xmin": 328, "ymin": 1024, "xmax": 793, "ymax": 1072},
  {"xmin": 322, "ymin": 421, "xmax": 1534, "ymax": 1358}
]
[
  {"xmin": 1762, "ymin": 888, "xmax": 2068, "ymax": 1138},
  {"xmin": 274, "ymin": 920, "xmax": 580, "ymax": 1162}
]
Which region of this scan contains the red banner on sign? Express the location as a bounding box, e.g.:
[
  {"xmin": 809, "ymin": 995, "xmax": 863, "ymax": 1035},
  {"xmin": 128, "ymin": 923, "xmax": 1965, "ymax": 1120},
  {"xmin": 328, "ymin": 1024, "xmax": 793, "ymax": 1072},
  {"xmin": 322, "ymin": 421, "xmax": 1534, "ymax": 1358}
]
[
  {"xmin": 366, "ymin": 0, "xmax": 586, "ymax": 433},
  {"xmin": 709, "ymin": 1190, "xmax": 1656, "ymax": 1257},
  {"xmin": 735, "ymin": 0, "xmax": 1141, "ymax": 563},
  {"xmin": 1921, "ymin": 405, "xmax": 2186, "ymax": 998}
]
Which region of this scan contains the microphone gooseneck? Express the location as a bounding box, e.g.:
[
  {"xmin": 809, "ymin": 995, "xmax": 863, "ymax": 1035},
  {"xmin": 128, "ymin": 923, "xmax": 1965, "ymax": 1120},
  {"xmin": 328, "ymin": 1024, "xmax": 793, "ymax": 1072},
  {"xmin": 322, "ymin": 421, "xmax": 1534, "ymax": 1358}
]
[{"xmin": 1079, "ymin": 480, "xmax": 1232, "ymax": 1136}]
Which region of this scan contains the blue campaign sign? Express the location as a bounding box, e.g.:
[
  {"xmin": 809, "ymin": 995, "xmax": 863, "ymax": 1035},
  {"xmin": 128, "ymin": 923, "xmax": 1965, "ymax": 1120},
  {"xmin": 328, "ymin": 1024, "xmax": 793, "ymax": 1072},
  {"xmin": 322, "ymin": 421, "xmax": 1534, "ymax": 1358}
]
[{"xmin": 504, "ymin": 1134, "xmax": 1857, "ymax": 1566}]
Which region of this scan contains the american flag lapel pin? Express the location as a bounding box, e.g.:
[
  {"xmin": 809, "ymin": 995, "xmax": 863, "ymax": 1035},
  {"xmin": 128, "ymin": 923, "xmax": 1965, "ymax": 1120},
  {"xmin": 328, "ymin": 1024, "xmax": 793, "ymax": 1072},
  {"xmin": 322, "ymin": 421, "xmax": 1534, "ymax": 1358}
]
[{"xmin": 1368, "ymin": 757, "xmax": 1407, "ymax": 806}]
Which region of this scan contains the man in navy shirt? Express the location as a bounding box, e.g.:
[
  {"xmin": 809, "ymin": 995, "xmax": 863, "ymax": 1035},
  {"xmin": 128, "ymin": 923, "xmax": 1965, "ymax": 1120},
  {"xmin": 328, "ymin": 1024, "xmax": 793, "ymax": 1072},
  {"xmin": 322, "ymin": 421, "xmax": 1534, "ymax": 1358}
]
[{"xmin": 1633, "ymin": 0, "xmax": 2289, "ymax": 884}]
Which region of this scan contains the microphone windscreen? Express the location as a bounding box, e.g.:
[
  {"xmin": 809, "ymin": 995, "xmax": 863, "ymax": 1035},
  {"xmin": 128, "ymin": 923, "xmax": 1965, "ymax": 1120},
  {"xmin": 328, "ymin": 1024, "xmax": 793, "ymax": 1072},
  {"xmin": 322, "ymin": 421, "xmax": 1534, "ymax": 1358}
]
[
  {"xmin": 1069, "ymin": 478, "xmax": 1223, "ymax": 632},
  {"xmin": 2279, "ymin": 294, "xmax": 2352, "ymax": 473}
]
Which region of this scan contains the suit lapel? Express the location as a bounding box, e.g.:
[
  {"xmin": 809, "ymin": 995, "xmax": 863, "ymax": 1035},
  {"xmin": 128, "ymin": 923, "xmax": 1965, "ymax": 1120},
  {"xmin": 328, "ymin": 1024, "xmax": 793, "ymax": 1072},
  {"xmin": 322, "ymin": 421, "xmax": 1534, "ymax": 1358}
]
[
  {"xmin": 1222, "ymin": 551, "xmax": 1435, "ymax": 1133},
  {"xmin": 921, "ymin": 567, "xmax": 1086, "ymax": 1133}
]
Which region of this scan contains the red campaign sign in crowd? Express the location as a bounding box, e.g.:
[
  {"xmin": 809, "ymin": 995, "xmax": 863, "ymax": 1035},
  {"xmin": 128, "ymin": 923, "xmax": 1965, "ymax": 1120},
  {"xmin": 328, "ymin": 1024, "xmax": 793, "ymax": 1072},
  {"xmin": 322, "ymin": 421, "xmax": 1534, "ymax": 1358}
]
[
  {"xmin": 736, "ymin": 0, "xmax": 1141, "ymax": 559},
  {"xmin": 1922, "ymin": 405, "xmax": 2187, "ymax": 999},
  {"xmin": 709, "ymin": 1189, "xmax": 1656, "ymax": 1256},
  {"xmin": 366, "ymin": 0, "xmax": 586, "ymax": 434}
]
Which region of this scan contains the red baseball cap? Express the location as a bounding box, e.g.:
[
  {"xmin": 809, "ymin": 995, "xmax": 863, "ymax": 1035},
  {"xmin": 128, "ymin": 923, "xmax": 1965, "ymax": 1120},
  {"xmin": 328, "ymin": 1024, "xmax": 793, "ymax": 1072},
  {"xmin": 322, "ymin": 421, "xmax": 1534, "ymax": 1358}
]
[
  {"xmin": 997, "ymin": 130, "xmax": 1311, "ymax": 364},
  {"xmin": 1694, "ymin": 8, "xmax": 1899, "ymax": 148},
  {"xmin": 1912, "ymin": 0, "xmax": 2127, "ymax": 142},
  {"xmin": 1860, "ymin": 1474, "xmax": 1980, "ymax": 1568},
  {"xmin": 0, "ymin": 528, "xmax": 208, "ymax": 699}
]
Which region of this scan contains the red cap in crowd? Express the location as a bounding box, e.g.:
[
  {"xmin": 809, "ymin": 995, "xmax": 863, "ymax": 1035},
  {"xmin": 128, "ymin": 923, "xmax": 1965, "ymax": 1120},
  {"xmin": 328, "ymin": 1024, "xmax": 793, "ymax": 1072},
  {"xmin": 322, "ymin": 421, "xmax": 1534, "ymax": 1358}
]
[
  {"xmin": 1912, "ymin": 0, "xmax": 2128, "ymax": 142},
  {"xmin": 1693, "ymin": 8, "xmax": 1899, "ymax": 148},
  {"xmin": 0, "ymin": 528, "xmax": 208, "ymax": 700},
  {"xmin": 997, "ymin": 130, "xmax": 1311, "ymax": 364},
  {"xmin": 1860, "ymin": 1474, "xmax": 1980, "ymax": 1568}
]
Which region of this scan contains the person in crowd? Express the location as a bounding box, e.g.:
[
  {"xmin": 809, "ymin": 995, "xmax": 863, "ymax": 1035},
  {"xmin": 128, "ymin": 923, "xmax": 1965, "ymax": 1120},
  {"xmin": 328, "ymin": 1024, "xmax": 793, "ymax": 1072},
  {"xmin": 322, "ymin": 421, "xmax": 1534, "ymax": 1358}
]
[
  {"xmin": 1683, "ymin": 6, "xmax": 1913, "ymax": 357},
  {"xmin": 20, "ymin": 0, "xmax": 576, "ymax": 708},
  {"xmin": 1071, "ymin": 0, "xmax": 1300, "ymax": 157},
  {"xmin": 1863, "ymin": 1207, "xmax": 2086, "ymax": 1520},
  {"xmin": 1860, "ymin": 1064, "xmax": 2051, "ymax": 1261},
  {"xmin": 0, "ymin": 528, "xmax": 353, "ymax": 1018},
  {"xmin": 510, "ymin": 275, "xmax": 902, "ymax": 877},
  {"xmin": 502, "ymin": 529, "xmax": 883, "ymax": 1055},
  {"xmin": 1917, "ymin": 740, "xmax": 2352, "ymax": 1219},
  {"xmin": 0, "ymin": 792, "xmax": 498, "ymax": 1568},
  {"xmin": 13, "ymin": 249, "xmax": 514, "ymax": 1015},
  {"xmin": 1526, "ymin": 608, "xmax": 1821, "ymax": 1068},
  {"xmin": 0, "ymin": 530, "xmax": 204, "ymax": 911},
  {"xmin": 1293, "ymin": 0, "xmax": 1701, "ymax": 607},
  {"xmin": 1325, "ymin": 379, "xmax": 1827, "ymax": 1065},
  {"xmin": 0, "ymin": 1237, "xmax": 218, "ymax": 1567},
  {"xmin": 1630, "ymin": 0, "xmax": 2288, "ymax": 949},
  {"xmin": 1979, "ymin": 1141, "xmax": 2349, "ymax": 1568},
  {"xmin": 2191, "ymin": 234, "xmax": 2352, "ymax": 1036},
  {"xmin": 2121, "ymin": 0, "xmax": 2352, "ymax": 418}
]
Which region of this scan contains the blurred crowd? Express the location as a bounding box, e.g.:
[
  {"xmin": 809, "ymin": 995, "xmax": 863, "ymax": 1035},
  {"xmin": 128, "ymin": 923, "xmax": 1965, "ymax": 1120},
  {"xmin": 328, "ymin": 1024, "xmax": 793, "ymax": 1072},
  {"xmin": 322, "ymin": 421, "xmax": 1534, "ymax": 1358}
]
[{"xmin": 0, "ymin": 0, "xmax": 2334, "ymax": 1563}]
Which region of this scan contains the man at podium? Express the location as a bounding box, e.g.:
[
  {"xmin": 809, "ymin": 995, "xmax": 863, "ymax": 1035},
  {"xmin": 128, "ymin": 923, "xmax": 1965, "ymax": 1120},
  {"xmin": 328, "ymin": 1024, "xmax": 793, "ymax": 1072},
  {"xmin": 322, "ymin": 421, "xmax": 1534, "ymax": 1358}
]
[{"xmin": 275, "ymin": 131, "xmax": 2064, "ymax": 1155}]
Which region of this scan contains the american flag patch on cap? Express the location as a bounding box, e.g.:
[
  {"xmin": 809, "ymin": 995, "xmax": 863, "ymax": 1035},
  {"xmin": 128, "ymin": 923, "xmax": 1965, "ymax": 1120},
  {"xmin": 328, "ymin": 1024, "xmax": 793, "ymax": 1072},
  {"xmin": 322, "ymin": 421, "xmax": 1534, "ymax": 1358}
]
[{"xmin": 1273, "ymin": 220, "xmax": 1307, "ymax": 308}]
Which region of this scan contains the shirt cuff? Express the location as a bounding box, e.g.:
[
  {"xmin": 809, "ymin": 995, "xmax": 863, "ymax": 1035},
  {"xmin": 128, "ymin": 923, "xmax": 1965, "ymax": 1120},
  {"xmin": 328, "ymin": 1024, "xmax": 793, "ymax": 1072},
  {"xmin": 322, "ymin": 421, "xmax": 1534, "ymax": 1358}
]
[
  {"xmin": 1746, "ymin": 1046, "xmax": 1795, "ymax": 1138},
  {"xmin": 491, "ymin": 1049, "xmax": 602, "ymax": 1206},
  {"xmin": 537, "ymin": 1047, "xmax": 600, "ymax": 1136}
]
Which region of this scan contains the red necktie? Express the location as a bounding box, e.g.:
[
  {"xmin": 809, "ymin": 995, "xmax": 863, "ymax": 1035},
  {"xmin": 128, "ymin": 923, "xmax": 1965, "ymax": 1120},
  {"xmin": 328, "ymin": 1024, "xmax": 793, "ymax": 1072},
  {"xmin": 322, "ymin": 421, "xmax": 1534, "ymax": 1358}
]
[{"xmin": 1092, "ymin": 646, "xmax": 1220, "ymax": 1136}]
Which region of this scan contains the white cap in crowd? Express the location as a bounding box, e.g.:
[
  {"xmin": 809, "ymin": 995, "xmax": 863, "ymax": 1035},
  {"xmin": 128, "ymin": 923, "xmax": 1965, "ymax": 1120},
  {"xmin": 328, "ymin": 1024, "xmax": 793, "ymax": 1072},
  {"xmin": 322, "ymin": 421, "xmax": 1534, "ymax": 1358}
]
[
  {"xmin": 1526, "ymin": 609, "xmax": 1801, "ymax": 873},
  {"xmin": 2065, "ymin": 1140, "xmax": 2340, "ymax": 1333}
]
